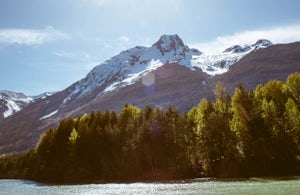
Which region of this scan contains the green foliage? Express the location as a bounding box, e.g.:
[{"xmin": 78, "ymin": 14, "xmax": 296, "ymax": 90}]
[
  {"xmin": 284, "ymin": 72, "xmax": 300, "ymax": 106},
  {"xmin": 69, "ymin": 128, "xmax": 79, "ymax": 145},
  {"xmin": 0, "ymin": 73, "xmax": 300, "ymax": 183}
]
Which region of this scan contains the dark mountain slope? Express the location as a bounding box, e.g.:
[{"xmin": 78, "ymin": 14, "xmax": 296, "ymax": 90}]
[{"xmin": 72, "ymin": 63, "xmax": 211, "ymax": 115}]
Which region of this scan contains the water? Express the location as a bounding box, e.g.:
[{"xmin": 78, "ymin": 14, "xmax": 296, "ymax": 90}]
[{"xmin": 1, "ymin": 177, "xmax": 300, "ymax": 195}]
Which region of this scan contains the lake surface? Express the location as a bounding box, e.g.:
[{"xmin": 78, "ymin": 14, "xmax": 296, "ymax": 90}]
[{"xmin": 1, "ymin": 177, "xmax": 300, "ymax": 195}]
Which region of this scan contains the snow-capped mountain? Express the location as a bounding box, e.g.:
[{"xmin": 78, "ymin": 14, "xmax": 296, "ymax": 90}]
[
  {"xmin": 63, "ymin": 35, "xmax": 201, "ymax": 104},
  {"xmin": 0, "ymin": 90, "xmax": 33, "ymax": 119},
  {"xmin": 0, "ymin": 35, "xmax": 273, "ymax": 120},
  {"xmin": 0, "ymin": 90, "xmax": 55, "ymax": 119},
  {"xmin": 62, "ymin": 34, "xmax": 272, "ymax": 106}
]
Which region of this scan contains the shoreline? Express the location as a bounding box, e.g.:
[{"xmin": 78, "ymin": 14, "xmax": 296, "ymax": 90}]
[{"xmin": 10, "ymin": 175, "xmax": 300, "ymax": 186}]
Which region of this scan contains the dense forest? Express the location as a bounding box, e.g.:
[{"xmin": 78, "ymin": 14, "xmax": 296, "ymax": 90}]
[{"xmin": 0, "ymin": 73, "xmax": 299, "ymax": 183}]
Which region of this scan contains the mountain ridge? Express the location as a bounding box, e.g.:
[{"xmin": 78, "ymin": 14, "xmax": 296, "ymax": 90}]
[
  {"xmin": 57, "ymin": 34, "xmax": 273, "ymax": 111},
  {"xmin": 0, "ymin": 35, "xmax": 273, "ymax": 120}
]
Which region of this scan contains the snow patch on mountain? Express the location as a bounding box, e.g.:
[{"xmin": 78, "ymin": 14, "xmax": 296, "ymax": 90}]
[
  {"xmin": 40, "ymin": 109, "xmax": 58, "ymax": 120},
  {"xmin": 33, "ymin": 92, "xmax": 56, "ymax": 100},
  {"xmin": 191, "ymin": 39, "xmax": 273, "ymax": 76},
  {"xmin": 3, "ymin": 98, "xmax": 22, "ymax": 118},
  {"xmin": 191, "ymin": 50, "xmax": 249, "ymax": 76}
]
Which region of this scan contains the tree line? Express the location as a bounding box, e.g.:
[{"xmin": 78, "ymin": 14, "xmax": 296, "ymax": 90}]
[{"xmin": 0, "ymin": 73, "xmax": 299, "ymax": 183}]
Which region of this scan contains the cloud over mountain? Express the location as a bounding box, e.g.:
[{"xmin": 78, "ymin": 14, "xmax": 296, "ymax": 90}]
[{"xmin": 190, "ymin": 24, "xmax": 300, "ymax": 52}]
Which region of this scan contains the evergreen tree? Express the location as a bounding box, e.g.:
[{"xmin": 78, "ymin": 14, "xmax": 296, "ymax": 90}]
[
  {"xmin": 284, "ymin": 72, "xmax": 300, "ymax": 107},
  {"xmin": 231, "ymin": 83, "xmax": 270, "ymax": 175}
]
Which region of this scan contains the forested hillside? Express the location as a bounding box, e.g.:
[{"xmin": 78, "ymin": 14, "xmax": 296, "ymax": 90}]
[{"xmin": 0, "ymin": 73, "xmax": 299, "ymax": 183}]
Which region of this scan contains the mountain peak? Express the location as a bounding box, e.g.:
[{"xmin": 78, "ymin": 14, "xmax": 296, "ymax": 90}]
[
  {"xmin": 223, "ymin": 45, "xmax": 251, "ymax": 53},
  {"xmin": 153, "ymin": 34, "xmax": 184, "ymax": 46},
  {"xmin": 252, "ymin": 39, "xmax": 273, "ymax": 48},
  {"xmin": 152, "ymin": 34, "xmax": 188, "ymax": 55},
  {"xmin": 0, "ymin": 90, "xmax": 30, "ymax": 101},
  {"xmin": 223, "ymin": 39, "xmax": 273, "ymax": 53}
]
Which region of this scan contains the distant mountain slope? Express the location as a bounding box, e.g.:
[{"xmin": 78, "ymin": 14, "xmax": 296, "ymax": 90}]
[
  {"xmin": 0, "ymin": 90, "xmax": 33, "ymax": 120},
  {"xmin": 210, "ymin": 42, "xmax": 300, "ymax": 93},
  {"xmin": 63, "ymin": 63, "xmax": 210, "ymax": 115},
  {"xmin": 0, "ymin": 35, "xmax": 299, "ymax": 155},
  {"xmin": 0, "ymin": 91, "xmax": 55, "ymax": 121}
]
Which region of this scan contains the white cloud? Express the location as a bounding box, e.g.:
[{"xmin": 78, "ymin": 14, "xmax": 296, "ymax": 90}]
[
  {"xmin": 54, "ymin": 51, "xmax": 74, "ymax": 58},
  {"xmin": 118, "ymin": 35, "xmax": 131, "ymax": 44},
  {"xmin": 0, "ymin": 27, "xmax": 68, "ymax": 46},
  {"xmin": 190, "ymin": 24, "xmax": 300, "ymax": 52},
  {"xmin": 104, "ymin": 44, "xmax": 113, "ymax": 48}
]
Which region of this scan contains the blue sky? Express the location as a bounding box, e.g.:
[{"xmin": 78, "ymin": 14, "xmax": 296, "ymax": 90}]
[{"xmin": 0, "ymin": 0, "xmax": 300, "ymax": 95}]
